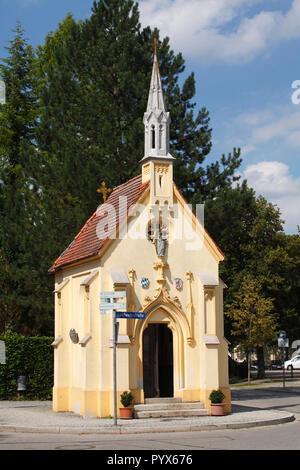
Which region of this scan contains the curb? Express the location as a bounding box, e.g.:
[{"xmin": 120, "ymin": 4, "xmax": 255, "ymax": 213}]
[{"xmin": 0, "ymin": 412, "xmax": 295, "ymax": 435}]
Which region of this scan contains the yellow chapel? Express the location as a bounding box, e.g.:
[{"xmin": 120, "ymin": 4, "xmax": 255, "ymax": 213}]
[{"xmin": 49, "ymin": 46, "xmax": 231, "ymax": 418}]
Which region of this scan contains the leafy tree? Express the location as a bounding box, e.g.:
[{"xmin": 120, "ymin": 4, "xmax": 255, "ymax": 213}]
[
  {"xmin": 205, "ymin": 181, "xmax": 300, "ymax": 376},
  {"xmin": 226, "ymin": 275, "xmax": 277, "ymax": 382}
]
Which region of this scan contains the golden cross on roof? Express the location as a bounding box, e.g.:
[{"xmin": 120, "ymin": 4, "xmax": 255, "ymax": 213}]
[
  {"xmin": 150, "ymin": 37, "xmax": 160, "ymax": 57},
  {"xmin": 97, "ymin": 181, "xmax": 111, "ymax": 202}
]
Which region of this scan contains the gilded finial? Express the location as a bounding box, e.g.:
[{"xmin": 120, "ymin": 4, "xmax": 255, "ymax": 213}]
[
  {"xmin": 97, "ymin": 181, "xmax": 111, "ymax": 202},
  {"xmin": 150, "ymin": 37, "xmax": 160, "ymax": 58}
]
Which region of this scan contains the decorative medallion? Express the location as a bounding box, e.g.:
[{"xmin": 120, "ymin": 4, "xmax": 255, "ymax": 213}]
[
  {"xmin": 174, "ymin": 278, "xmax": 183, "ymax": 290},
  {"xmin": 69, "ymin": 328, "xmax": 79, "ymax": 344},
  {"xmin": 141, "ymin": 277, "xmax": 149, "ymax": 288}
]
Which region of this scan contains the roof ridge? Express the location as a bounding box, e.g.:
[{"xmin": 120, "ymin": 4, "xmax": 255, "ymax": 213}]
[{"xmin": 109, "ymin": 174, "xmax": 142, "ymax": 195}]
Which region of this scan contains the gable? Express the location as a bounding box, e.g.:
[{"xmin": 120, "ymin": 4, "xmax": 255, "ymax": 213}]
[
  {"xmin": 173, "ymin": 184, "xmax": 225, "ymax": 263},
  {"xmin": 49, "ymin": 174, "xmax": 224, "ymax": 274}
]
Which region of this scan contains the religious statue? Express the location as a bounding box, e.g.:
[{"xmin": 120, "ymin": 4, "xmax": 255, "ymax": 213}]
[{"xmin": 155, "ymin": 225, "xmax": 168, "ymax": 257}]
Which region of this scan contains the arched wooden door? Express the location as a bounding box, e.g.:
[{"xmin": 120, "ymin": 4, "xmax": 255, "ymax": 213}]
[{"xmin": 142, "ymin": 323, "xmax": 173, "ymax": 398}]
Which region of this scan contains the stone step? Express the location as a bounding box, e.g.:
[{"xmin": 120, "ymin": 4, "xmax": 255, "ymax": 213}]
[
  {"xmin": 144, "ymin": 397, "xmax": 182, "ymax": 404},
  {"xmin": 133, "ymin": 400, "xmax": 208, "ymax": 419},
  {"xmin": 134, "ymin": 408, "xmax": 209, "ymax": 419},
  {"xmin": 134, "ymin": 402, "xmax": 205, "ymax": 412}
]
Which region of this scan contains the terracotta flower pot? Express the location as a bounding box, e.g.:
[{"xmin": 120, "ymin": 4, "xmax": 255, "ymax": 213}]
[
  {"xmin": 210, "ymin": 403, "xmax": 226, "ymax": 416},
  {"xmin": 119, "ymin": 406, "xmax": 134, "ymax": 419}
]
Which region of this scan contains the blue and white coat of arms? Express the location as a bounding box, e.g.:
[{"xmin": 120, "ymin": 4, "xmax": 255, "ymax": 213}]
[{"xmin": 141, "ymin": 277, "xmax": 149, "ymax": 288}]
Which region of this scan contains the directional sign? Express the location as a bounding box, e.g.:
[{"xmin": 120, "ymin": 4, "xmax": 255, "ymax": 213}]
[
  {"xmin": 278, "ymin": 338, "xmax": 289, "ymax": 348},
  {"xmin": 100, "ymin": 302, "xmax": 126, "ymax": 313},
  {"xmin": 116, "ymin": 312, "xmax": 145, "ymax": 319},
  {"xmin": 100, "ymin": 291, "xmax": 127, "ymax": 314},
  {"xmin": 100, "ymin": 291, "xmax": 126, "ymax": 299}
]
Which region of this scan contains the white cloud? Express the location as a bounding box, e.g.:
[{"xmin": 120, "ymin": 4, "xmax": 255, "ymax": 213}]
[
  {"xmin": 239, "ymin": 161, "xmax": 300, "ymax": 233},
  {"xmin": 240, "ymin": 144, "xmax": 256, "ymax": 156},
  {"xmin": 235, "ymin": 104, "xmax": 300, "ymax": 151},
  {"xmin": 138, "ymin": 0, "xmax": 300, "ymax": 63}
]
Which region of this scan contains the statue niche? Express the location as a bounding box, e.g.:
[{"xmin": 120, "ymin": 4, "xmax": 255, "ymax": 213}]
[{"xmin": 147, "ymin": 220, "xmax": 168, "ymax": 257}]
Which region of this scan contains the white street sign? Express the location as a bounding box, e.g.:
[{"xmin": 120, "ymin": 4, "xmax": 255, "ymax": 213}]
[
  {"xmin": 278, "ymin": 338, "xmax": 289, "ymax": 348},
  {"xmin": 100, "ymin": 291, "xmax": 126, "ymax": 299},
  {"xmin": 100, "ymin": 302, "xmax": 126, "ymax": 313}
]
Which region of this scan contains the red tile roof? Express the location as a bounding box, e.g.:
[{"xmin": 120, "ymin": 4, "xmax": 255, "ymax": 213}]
[{"xmin": 49, "ymin": 174, "xmax": 149, "ymax": 273}]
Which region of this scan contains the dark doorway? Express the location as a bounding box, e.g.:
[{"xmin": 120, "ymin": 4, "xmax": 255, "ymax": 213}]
[{"xmin": 142, "ymin": 323, "xmax": 173, "ymax": 398}]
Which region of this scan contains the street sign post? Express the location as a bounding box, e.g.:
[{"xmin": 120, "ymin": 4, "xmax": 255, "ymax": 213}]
[
  {"xmin": 278, "ymin": 331, "xmax": 289, "ymax": 389},
  {"xmin": 100, "ymin": 291, "xmax": 127, "ymax": 426}
]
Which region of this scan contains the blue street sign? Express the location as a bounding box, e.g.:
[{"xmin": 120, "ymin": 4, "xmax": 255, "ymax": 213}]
[{"xmin": 116, "ymin": 312, "xmax": 145, "ymax": 319}]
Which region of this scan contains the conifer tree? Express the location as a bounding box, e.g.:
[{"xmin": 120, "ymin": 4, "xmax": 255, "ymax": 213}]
[
  {"xmin": 0, "ymin": 23, "xmax": 52, "ymax": 334},
  {"xmin": 36, "ymin": 0, "xmax": 241, "ymax": 221}
]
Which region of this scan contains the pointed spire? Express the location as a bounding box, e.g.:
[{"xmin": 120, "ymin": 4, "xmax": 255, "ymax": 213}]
[
  {"xmin": 146, "ymin": 41, "xmax": 167, "ymax": 114},
  {"xmin": 142, "ymin": 38, "xmax": 172, "ymax": 161}
]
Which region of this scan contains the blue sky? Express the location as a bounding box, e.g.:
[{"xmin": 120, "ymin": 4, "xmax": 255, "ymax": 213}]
[{"xmin": 1, "ymin": 0, "xmax": 300, "ymax": 234}]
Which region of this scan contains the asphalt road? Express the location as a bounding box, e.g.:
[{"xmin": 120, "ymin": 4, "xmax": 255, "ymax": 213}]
[{"xmin": 1, "ymin": 383, "xmax": 300, "ymax": 452}]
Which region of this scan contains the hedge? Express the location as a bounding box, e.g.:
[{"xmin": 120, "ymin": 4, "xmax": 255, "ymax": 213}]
[{"xmin": 0, "ymin": 328, "xmax": 54, "ymax": 400}]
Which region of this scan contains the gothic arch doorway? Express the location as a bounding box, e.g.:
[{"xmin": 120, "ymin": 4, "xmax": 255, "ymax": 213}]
[{"xmin": 142, "ymin": 323, "xmax": 174, "ymax": 398}]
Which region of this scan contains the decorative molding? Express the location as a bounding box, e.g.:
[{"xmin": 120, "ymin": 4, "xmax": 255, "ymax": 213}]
[
  {"xmin": 53, "ymin": 278, "xmax": 69, "ymax": 294},
  {"xmin": 79, "ymin": 334, "xmax": 92, "ymax": 347},
  {"xmin": 155, "ymin": 164, "xmax": 169, "ymax": 174},
  {"xmin": 204, "ymin": 288, "xmax": 215, "ymax": 301},
  {"xmin": 51, "ymin": 336, "xmax": 63, "ymax": 349},
  {"xmin": 203, "ymin": 335, "xmax": 220, "ymax": 345},
  {"xmin": 128, "ymin": 268, "xmax": 136, "ymax": 340},
  {"xmin": 186, "ymin": 271, "xmax": 194, "ymax": 343},
  {"xmin": 80, "ymin": 270, "xmax": 98, "ymax": 287},
  {"xmin": 153, "ymin": 257, "xmax": 169, "ymax": 285},
  {"xmin": 128, "ymin": 269, "xmax": 136, "ymax": 311},
  {"xmin": 140, "ymin": 284, "xmax": 191, "ymax": 344}
]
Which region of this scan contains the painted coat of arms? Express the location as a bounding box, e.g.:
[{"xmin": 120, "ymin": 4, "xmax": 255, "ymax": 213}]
[
  {"xmin": 174, "ymin": 278, "xmax": 183, "ymax": 290},
  {"xmin": 141, "ymin": 277, "xmax": 149, "ymax": 288}
]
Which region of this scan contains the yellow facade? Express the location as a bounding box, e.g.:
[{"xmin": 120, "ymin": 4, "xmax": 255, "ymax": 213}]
[
  {"xmin": 51, "ymin": 47, "xmax": 231, "ymax": 418},
  {"xmin": 52, "ymin": 184, "xmax": 231, "ymax": 417}
]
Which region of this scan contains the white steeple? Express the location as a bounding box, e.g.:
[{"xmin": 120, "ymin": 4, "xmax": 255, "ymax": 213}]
[
  {"xmin": 141, "ymin": 39, "xmax": 173, "ymax": 161},
  {"xmin": 141, "ymin": 39, "xmax": 174, "ymax": 207}
]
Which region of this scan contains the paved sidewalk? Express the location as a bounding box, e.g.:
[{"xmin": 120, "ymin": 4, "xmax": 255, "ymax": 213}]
[{"xmin": 0, "ymin": 382, "xmax": 298, "ymax": 435}]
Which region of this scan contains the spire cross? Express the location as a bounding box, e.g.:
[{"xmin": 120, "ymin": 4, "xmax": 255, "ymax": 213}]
[
  {"xmin": 150, "ymin": 37, "xmax": 160, "ymax": 58},
  {"xmin": 97, "ymin": 181, "xmax": 111, "ymax": 202}
]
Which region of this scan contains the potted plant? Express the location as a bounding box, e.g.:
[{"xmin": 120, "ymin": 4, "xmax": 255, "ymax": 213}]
[
  {"xmin": 119, "ymin": 391, "xmax": 134, "ymax": 419},
  {"xmin": 209, "ymin": 389, "xmax": 226, "ymax": 416}
]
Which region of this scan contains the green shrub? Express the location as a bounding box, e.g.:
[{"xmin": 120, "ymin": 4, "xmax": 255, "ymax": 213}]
[
  {"xmin": 209, "ymin": 389, "xmax": 225, "ymax": 403},
  {"xmin": 0, "ymin": 327, "xmax": 53, "ymax": 400},
  {"xmin": 120, "ymin": 391, "xmax": 133, "ymax": 407}
]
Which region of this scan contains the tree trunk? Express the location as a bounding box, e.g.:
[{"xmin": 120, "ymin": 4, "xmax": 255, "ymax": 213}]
[{"xmin": 257, "ymin": 346, "xmax": 265, "ymax": 379}]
